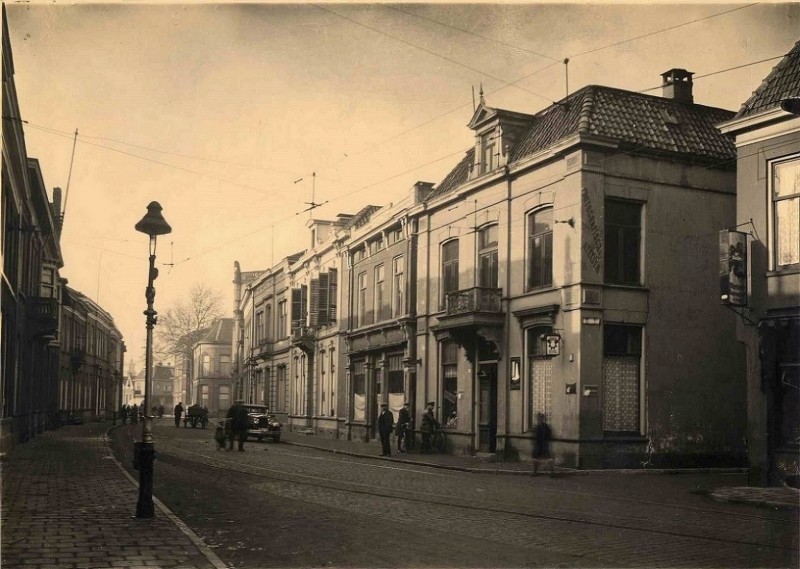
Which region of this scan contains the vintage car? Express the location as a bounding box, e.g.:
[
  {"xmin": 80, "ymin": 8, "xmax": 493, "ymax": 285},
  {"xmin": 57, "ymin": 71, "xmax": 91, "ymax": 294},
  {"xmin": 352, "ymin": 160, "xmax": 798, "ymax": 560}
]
[{"xmin": 243, "ymin": 404, "xmax": 282, "ymax": 442}]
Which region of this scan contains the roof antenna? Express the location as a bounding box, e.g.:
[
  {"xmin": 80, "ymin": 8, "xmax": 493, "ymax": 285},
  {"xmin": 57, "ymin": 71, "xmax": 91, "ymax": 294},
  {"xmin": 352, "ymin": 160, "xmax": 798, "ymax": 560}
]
[
  {"xmin": 564, "ymin": 58, "xmax": 570, "ymax": 99},
  {"xmin": 62, "ymin": 128, "xmax": 78, "ymax": 224}
]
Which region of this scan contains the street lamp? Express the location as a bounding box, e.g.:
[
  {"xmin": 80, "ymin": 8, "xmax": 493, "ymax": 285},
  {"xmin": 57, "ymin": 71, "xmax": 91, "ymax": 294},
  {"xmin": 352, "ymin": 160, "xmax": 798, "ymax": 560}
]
[{"xmin": 134, "ymin": 201, "xmax": 172, "ymax": 518}]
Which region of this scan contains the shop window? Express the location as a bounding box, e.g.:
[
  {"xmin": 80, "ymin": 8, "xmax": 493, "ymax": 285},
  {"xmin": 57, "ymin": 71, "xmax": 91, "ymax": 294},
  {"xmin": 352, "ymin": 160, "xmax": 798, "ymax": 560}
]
[
  {"xmin": 353, "ymin": 360, "xmax": 366, "ymax": 422},
  {"xmin": 527, "ymin": 327, "xmax": 553, "ymax": 426},
  {"xmin": 771, "ymin": 156, "xmax": 800, "ymax": 269},
  {"xmin": 441, "ymin": 341, "xmax": 458, "ymax": 423},
  {"xmin": 602, "ymin": 324, "xmax": 642, "ymax": 434},
  {"xmin": 527, "ymin": 209, "xmax": 553, "ymax": 290},
  {"xmin": 604, "ymin": 199, "xmax": 642, "ymax": 285},
  {"xmin": 387, "ymin": 354, "xmax": 405, "ymax": 415}
]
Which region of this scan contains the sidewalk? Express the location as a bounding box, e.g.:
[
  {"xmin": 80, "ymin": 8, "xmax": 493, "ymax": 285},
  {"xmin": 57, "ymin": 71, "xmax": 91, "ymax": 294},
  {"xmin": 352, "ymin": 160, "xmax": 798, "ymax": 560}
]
[
  {"xmin": 279, "ymin": 429, "xmax": 800, "ymax": 510},
  {"xmin": 0, "ymin": 422, "xmax": 227, "ymax": 569}
]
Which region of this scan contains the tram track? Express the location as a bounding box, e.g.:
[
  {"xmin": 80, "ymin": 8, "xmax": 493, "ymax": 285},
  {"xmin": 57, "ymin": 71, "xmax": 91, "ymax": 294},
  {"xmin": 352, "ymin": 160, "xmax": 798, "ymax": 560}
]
[{"xmin": 156, "ymin": 443, "xmax": 797, "ymax": 554}]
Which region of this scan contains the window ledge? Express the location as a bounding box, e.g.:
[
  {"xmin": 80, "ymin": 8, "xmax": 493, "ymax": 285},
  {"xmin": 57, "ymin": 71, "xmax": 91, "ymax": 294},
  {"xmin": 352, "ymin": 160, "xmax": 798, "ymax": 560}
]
[
  {"xmin": 766, "ymin": 267, "xmax": 800, "ymax": 277},
  {"xmin": 602, "ymin": 283, "xmax": 650, "ymax": 292}
]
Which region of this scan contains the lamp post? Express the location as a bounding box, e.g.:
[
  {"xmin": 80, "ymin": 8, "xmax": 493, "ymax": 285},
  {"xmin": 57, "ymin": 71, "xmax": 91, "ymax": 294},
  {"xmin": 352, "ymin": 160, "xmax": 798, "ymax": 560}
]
[{"xmin": 134, "ymin": 201, "xmax": 172, "ymax": 518}]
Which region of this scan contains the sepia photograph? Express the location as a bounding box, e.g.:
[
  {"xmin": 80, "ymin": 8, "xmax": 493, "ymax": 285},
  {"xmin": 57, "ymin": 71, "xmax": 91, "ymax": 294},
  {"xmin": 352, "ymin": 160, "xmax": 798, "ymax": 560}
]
[{"xmin": 1, "ymin": 1, "xmax": 798, "ymax": 568}]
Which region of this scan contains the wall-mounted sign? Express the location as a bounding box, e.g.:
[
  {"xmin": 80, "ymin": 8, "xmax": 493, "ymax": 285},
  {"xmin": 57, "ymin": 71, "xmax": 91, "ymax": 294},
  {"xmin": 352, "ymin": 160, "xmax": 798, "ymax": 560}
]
[
  {"xmin": 583, "ymin": 385, "xmax": 599, "ymax": 397},
  {"xmin": 565, "ymin": 383, "xmax": 577, "ymax": 395},
  {"xmin": 509, "ymin": 357, "xmax": 521, "ymax": 390},
  {"xmin": 719, "ymin": 229, "xmax": 748, "ymax": 307},
  {"xmin": 545, "ymin": 334, "xmax": 561, "ymax": 356},
  {"xmin": 582, "ymin": 316, "xmax": 602, "ymax": 326}
]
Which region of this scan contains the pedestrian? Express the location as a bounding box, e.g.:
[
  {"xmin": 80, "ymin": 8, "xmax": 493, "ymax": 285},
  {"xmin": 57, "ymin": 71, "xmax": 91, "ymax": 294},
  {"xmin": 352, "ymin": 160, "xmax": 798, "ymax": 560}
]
[
  {"xmin": 420, "ymin": 401, "xmax": 439, "ymax": 453},
  {"xmin": 158, "ymin": 404, "xmax": 165, "ymax": 418},
  {"xmin": 174, "ymin": 401, "xmax": 184, "ymax": 428},
  {"xmin": 396, "ymin": 402, "xmax": 410, "ymax": 453},
  {"xmin": 377, "ymin": 403, "xmax": 394, "ymax": 456},
  {"xmin": 131, "ymin": 403, "xmax": 139, "ymax": 425},
  {"xmin": 226, "ymin": 399, "xmax": 250, "ymax": 452},
  {"xmin": 532, "ymin": 412, "xmax": 555, "ymax": 476},
  {"xmin": 214, "ymin": 419, "xmax": 228, "ymax": 450},
  {"xmin": 119, "ymin": 404, "xmax": 128, "ymax": 425}
]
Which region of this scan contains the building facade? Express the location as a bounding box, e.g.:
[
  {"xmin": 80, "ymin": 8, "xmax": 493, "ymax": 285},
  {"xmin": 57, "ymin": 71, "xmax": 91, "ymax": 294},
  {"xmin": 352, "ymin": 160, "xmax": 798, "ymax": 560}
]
[
  {"xmin": 191, "ymin": 318, "xmax": 233, "ymax": 415},
  {"xmin": 409, "ymin": 72, "xmax": 746, "ymax": 467},
  {"xmin": 718, "ymin": 40, "xmax": 800, "ymax": 486}
]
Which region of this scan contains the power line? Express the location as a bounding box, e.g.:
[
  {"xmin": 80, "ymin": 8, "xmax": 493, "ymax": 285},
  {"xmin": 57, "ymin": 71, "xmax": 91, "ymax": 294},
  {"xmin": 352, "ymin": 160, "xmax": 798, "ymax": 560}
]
[
  {"xmin": 312, "ymin": 4, "xmax": 556, "ymax": 105},
  {"xmin": 381, "ymin": 4, "xmax": 559, "ymax": 62},
  {"xmin": 570, "ymin": 3, "xmax": 761, "ymax": 59}
]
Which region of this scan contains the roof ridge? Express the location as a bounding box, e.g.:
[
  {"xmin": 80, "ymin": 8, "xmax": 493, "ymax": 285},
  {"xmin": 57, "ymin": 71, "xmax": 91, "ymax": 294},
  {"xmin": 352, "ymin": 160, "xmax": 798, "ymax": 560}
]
[
  {"xmin": 736, "ymin": 39, "xmax": 800, "ymax": 117},
  {"xmin": 578, "ymin": 86, "xmax": 596, "ymax": 134}
]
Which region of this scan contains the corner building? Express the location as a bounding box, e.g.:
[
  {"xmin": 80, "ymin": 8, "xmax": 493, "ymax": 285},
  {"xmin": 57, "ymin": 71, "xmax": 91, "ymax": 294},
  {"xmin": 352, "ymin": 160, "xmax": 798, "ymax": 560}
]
[{"xmin": 412, "ymin": 72, "xmax": 747, "ymax": 467}]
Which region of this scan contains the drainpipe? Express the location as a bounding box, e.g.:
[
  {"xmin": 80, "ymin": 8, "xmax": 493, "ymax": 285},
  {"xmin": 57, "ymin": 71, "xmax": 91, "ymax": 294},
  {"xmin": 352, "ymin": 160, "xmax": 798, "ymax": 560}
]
[{"xmin": 504, "ymin": 165, "xmax": 512, "ymax": 453}]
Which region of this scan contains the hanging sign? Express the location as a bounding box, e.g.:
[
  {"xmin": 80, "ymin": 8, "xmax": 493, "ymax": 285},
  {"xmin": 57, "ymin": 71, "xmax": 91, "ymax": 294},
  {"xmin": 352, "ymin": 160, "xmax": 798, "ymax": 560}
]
[
  {"xmin": 545, "ymin": 334, "xmax": 561, "ymax": 356},
  {"xmin": 719, "ymin": 230, "xmax": 748, "ymax": 307}
]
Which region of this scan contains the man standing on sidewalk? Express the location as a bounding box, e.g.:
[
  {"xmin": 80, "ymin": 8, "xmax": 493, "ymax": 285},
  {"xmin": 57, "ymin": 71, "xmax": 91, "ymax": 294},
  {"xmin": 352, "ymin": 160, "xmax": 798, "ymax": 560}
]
[
  {"xmin": 378, "ymin": 403, "xmax": 394, "ymax": 456},
  {"xmin": 396, "ymin": 402, "xmax": 410, "ymax": 452},
  {"xmin": 420, "ymin": 401, "xmax": 438, "ymax": 453},
  {"xmin": 226, "ymin": 400, "xmax": 249, "ymax": 452},
  {"xmin": 174, "ymin": 402, "xmax": 184, "ymax": 428},
  {"xmin": 532, "ymin": 412, "xmax": 554, "ymax": 476}
]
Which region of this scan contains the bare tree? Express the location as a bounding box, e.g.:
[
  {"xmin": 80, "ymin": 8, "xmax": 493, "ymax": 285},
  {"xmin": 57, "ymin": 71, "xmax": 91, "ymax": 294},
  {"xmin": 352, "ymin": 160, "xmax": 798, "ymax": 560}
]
[{"xmin": 155, "ymin": 283, "xmax": 223, "ymax": 365}]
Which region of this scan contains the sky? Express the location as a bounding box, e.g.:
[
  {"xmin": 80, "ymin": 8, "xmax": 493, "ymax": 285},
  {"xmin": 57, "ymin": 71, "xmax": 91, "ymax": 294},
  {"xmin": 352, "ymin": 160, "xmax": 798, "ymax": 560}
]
[{"xmin": 6, "ymin": 1, "xmax": 799, "ymax": 371}]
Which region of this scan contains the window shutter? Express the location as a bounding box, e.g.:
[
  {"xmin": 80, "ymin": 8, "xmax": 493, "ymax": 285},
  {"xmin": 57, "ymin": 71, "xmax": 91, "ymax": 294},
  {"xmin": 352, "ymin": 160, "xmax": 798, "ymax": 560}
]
[
  {"xmin": 328, "ymin": 268, "xmax": 338, "ymax": 322},
  {"xmin": 301, "ymin": 284, "xmax": 308, "ymax": 322},
  {"xmin": 318, "ymin": 273, "xmax": 329, "ymax": 326},
  {"xmin": 291, "ymin": 288, "xmax": 302, "ymax": 328},
  {"xmin": 309, "ymin": 278, "xmax": 320, "ymax": 327}
]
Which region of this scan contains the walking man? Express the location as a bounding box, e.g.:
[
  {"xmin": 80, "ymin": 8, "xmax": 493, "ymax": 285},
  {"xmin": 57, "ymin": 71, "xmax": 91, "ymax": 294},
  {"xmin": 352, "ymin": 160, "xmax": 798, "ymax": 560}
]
[
  {"xmin": 420, "ymin": 401, "xmax": 438, "ymax": 453},
  {"xmin": 396, "ymin": 402, "xmax": 410, "ymax": 452},
  {"xmin": 174, "ymin": 401, "xmax": 184, "ymax": 428},
  {"xmin": 119, "ymin": 404, "xmax": 128, "ymax": 425},
  {"xmin": 131, "ymin": 403, "xmax": 139, "ymax": 425},
  {"xmin": 226, "ymin": 399, "xmax": 249, "ymax": 452},
  {"xmin": 532, "ymin": 412, "xmax": 555, "ymax": 476},
  {"xmin": 377, "ymin": 403, "xmax": 394, "ymax": 456}
]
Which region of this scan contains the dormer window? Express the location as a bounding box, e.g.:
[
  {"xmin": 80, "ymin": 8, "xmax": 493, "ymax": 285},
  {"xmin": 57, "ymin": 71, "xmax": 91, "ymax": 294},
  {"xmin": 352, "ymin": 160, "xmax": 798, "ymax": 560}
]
[{"xmin": 482, "ymin": 133, "xmax": 498, "ymax": 174}]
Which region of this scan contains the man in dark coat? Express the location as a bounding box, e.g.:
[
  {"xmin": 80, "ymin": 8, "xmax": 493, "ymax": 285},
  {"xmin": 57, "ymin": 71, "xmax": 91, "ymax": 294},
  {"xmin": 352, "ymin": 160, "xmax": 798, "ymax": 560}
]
[
  {"xmin": 119, "ymin": 404, "xmax": 128, "ymax": 425},
  {"xmin": 377, "ymin": 403, "xmax": 394, "ymax": 456},
  {"xmin": 226, "ymin": 400, "xmax": 250, "ymax": 451},
  {"xmin": 395, "ymin": 402, "xmax": 411, "ymax": 453},
  {"xmin": 174, "ymin": 402, "xmax": 184, "ymax": 428},
  {"xmin": 532, "ymin": 412, "xmax": 555, "ymax": 476},
  {"xmin": 420, "ymin": 401, "xmax": 438, "ymax": 453},
  {"xmin": 131, "ymin": 403, "xmax": 139, "ymax": 425}
]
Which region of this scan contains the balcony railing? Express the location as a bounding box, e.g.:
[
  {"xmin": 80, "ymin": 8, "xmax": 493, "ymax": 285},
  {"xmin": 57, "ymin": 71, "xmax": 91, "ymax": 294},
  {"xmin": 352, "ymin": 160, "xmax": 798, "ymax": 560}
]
[
  {"xmin": 444, "ymin": 287, "xmax": 502, "ymax": 317},
  {"xmin": 291, "ymin": 326, "xmax": 316, "ymax": 343},
  {"xmin": 27, "ymin": 296, "xmax": 59, "ymax": 338}
]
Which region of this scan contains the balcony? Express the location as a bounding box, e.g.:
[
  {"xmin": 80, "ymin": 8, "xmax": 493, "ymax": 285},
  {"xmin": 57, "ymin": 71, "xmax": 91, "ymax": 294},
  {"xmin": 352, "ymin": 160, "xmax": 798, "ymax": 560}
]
[
  {"xmin": 27, "ymin": 296, "xmax": 59, "ymax": 339},
  {"xmin": 434, "ymin": 287, "xmax": 504, "ymax": 357},
  {"xmin": 290, "ymin": 325, "xmax": 315, "ymax": 354},
  {"xmin": 254, "ymin": 337, "xmax": 273, "ymax": 358},
  {"xmin": 445, "ymin": 287, "xmax": 502, "ymax": 316}
]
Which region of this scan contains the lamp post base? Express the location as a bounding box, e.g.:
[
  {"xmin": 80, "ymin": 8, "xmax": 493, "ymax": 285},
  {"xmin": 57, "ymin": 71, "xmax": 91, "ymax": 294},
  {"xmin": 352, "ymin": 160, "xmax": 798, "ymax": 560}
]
[{"xmin": 135, "ymin": 440, "xmax": 155, "ymax": 518}]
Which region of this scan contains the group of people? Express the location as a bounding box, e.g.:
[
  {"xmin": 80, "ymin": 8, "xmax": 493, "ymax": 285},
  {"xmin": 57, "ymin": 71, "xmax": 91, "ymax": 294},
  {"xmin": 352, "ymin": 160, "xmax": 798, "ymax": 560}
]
[
  {"xmin": 377, "ymin": 400, "xmax": 443, "ymax": 456},
  {"xmin": 118, "ymin": 404, "xmax": 140, "ymax": 425},
  {"xmin": 212, "ymin": 400, "xmax": 250, "ymax": 452}
]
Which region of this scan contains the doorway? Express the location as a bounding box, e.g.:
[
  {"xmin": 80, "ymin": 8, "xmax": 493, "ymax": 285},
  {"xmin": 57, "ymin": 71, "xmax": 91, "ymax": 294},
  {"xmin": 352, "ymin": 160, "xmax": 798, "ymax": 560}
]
[{"xmin": 478, "ymin": 362, "xmax": 498, "ymax": 453}]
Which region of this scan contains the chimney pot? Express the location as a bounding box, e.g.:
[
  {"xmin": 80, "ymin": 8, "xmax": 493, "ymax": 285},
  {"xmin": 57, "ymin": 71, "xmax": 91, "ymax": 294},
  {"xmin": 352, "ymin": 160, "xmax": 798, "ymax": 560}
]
[{"xmin": 661, "ymin": 68, "xmax": 694, "ymax": 104}]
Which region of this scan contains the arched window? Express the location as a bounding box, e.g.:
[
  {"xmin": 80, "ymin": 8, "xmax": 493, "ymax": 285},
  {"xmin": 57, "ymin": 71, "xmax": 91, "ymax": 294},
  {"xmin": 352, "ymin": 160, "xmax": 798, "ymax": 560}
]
[{"xmin": 527, "ymin": 208, "xmax": 553, "ymax": 290}]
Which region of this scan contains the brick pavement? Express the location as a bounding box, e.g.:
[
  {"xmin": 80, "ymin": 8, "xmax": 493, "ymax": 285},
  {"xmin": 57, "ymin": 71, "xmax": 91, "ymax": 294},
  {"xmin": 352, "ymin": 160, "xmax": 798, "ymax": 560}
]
[{"xmin": 1, "ymin": 423, "xmax": 227, "ymax": 569}]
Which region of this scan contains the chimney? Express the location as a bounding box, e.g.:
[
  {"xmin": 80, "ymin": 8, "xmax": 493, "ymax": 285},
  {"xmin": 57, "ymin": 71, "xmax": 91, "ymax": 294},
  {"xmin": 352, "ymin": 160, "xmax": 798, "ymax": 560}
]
[
  {"xmin": 411, "ymin": 181, "xmax": 435, "ymax": 204},
  {"xmin": 661, "ymin": 69, "xmax": 694, "ymax": 104},
  {"xmin": 51, "ymin": 186, "xmax": 64, "ymax": 237}
]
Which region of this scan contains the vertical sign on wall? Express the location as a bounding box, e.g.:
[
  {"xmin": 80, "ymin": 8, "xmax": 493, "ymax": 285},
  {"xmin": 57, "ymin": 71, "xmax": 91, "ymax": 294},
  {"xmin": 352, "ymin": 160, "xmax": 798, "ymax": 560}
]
[
  {"xmin": 719, "ymin": 229, "xmax": 748, "ymax": 306},
  {"xmin": 509, "ymin": 357, "xmax": 521, "ymax": 390}
]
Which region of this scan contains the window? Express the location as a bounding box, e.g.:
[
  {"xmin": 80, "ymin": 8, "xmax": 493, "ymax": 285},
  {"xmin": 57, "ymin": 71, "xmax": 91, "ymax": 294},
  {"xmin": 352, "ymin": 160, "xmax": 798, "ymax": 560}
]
[
  {"xmin": 319, "ymin": 350, "xmax": 327, "ymax": 415},
  {"xmin": 527, "ymin": 209, "xmax": 553, "ymax": 289},
  {"xmin": 291, "ymin": 286, "xmax": 307, "ymax": 329},
  {"xmin": 201, "ymin": 354, "xmax": 210, "ymax": 376},
  {"xmin": 357, "ymin": 272, "xmax": 367, "ymax": 327},
  {"xmin": 602, "ymin": 325, "xmax": 642, "ymax": 434},
  {"xmin": 441, "ymin": 342, "xmax": 458, "ymax": 422},
  {"xmin": 328, "ymin": 268, "xmax": 338, "ymax": 323},
  {"xmin": 219, "ymin": 385, "xmax": 231, "ymax": 411},
  {"xmin": 387, "ymin": 354, "xmax": 404, "ymax": 414},
  {"xmin": 392, "ymin": 256, "xmax": 404, "ymax": 317},
  {"xmin": 771, "ymin": 156, "xmax": 800, "ymax": 268},
  {"xmin": 278, "ymin": 300, "xmax": 287, "ymax": 339},
  {"xmin": 200, "ymin": 385, "xmax": 210, "ymax": 407},
  {"xmin": 353, "ymin": 360, "xmax": 366, "ymax": 422},
  {"xmin": 265, "ymin": 305, "xmax": 272, "ymax": 341},
  {"xmin": 329, "ymin": 349, "xmax": 336, "ymax": 416},
  {"xmin": 527, "ymin": 327, "xmax": 553, "ymax": 426},
  {"xmin": 482, "ymin": 134, "xmax": 496, "ymax": 174},
  {"xmin": 441, "ymin": 240, "xmax": 459, "ymax": 306},
  {"xmin": 40, "ymin": 265, "xmax": 56, "ymax": 298},
  {"xmin": 276, "ymin": 365, "xmax": 287, "ymax": 412},
  {"xmin": 604, "ymin": 199, "xmax": 642, "ymax": 285},
  {"xmin": 374, "ymin": 264, "xmax": 387, "ymax": 322},
  {"xmin": 478, "ymin": 224, "xmax": 498, "ymax": 288},
  {"xmin": 219, "ymin": 355, "xmax": 231, "ymax": 377},
  {"xmin": 255, "ymin": 311, "xmax": 263, "ymax": 344}
]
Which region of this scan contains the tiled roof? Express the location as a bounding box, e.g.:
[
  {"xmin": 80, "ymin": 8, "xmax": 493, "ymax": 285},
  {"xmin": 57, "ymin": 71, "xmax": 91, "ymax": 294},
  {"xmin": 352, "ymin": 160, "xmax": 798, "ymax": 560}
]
[
  {"xmin": 735, "ymin": 39, "xmax": 800, "ymax": 119},
  {"xmin": 200, "ymin": 318, "xmax": 233, "ymax": 344},
  {"xmin": 430, "ymin": 85, "xmax": 735, "ymax": 201}
]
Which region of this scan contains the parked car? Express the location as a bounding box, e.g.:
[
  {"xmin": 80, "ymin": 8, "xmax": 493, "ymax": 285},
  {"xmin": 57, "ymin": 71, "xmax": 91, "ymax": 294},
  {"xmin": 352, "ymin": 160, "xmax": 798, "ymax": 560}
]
[{"xmin": 243, "ymin": 404, "xmax": 282, "ymax": 442}]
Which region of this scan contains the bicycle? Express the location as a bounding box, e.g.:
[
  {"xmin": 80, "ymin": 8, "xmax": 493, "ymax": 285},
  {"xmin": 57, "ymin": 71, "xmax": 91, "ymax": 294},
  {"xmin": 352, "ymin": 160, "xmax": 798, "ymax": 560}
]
[
  {"xmin": 431, "ymin": 425, "xmax": 446, "ymax": 454},
  {"xmin": 400, "ymin": 422, "xmax": 416, "ymax": 453}
]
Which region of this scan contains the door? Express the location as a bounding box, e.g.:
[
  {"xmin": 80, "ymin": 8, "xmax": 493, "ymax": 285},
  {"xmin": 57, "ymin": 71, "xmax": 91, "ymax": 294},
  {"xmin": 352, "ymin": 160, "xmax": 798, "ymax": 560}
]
[{"xmin": 478, "ymin": 363, "xmax": 498, "ymax": 452}]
